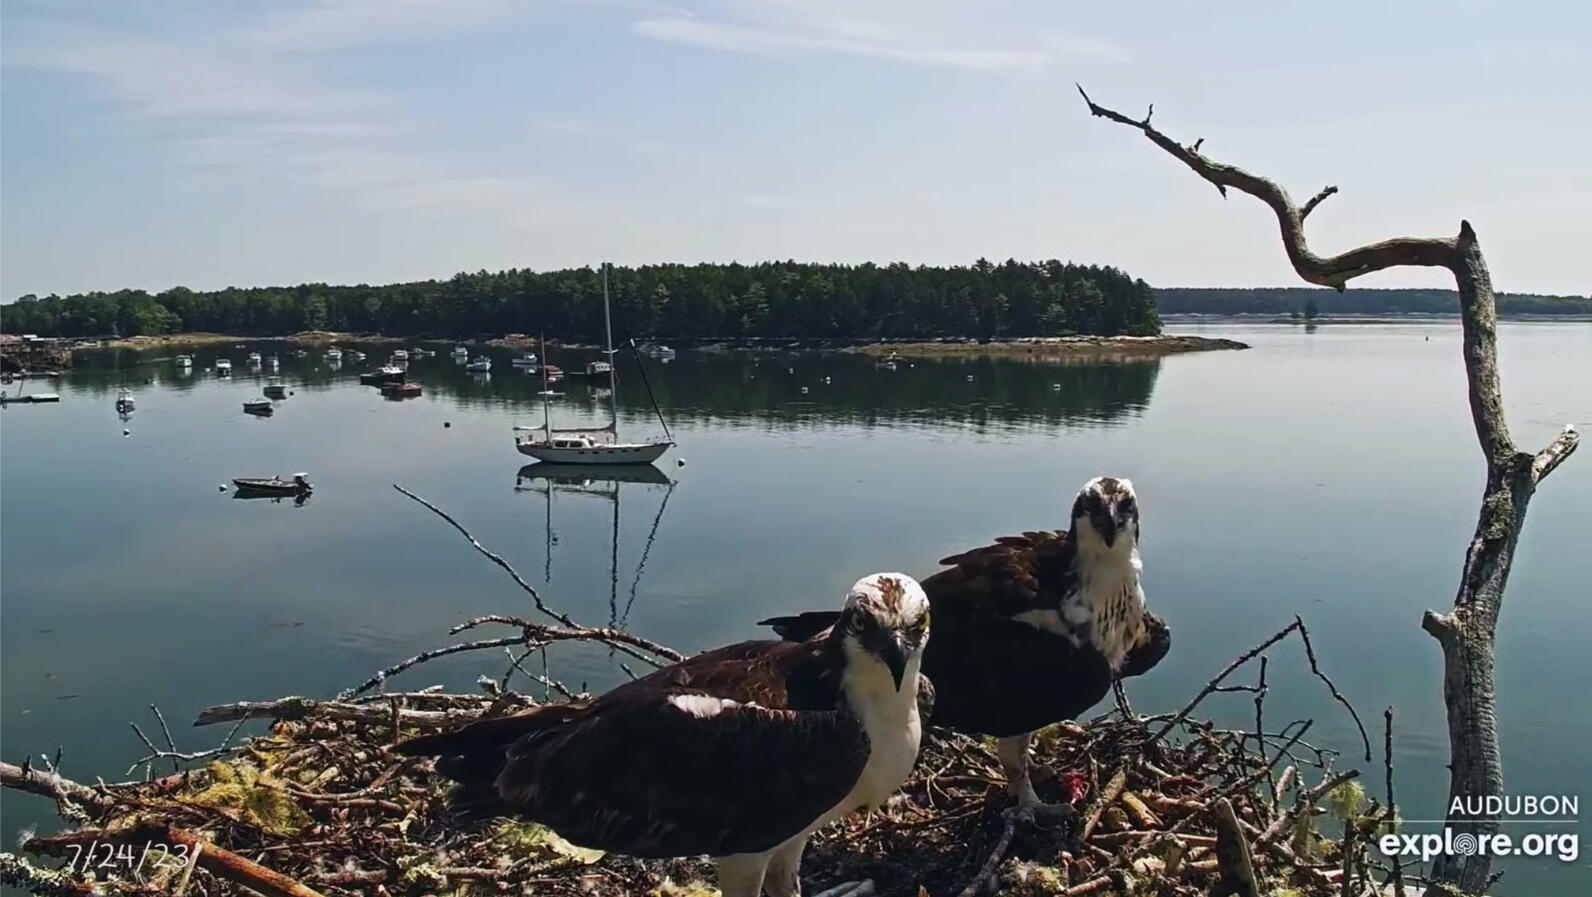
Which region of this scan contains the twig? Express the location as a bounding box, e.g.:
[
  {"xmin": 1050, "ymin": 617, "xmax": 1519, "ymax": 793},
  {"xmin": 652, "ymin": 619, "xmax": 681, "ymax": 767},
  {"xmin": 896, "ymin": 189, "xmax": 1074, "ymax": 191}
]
[
  {"xmin": 956, "ymin": 811, "xmax": 1018, "ymax": 897},
  {"xmin": 192, "ymin": 696, "xmax": 482, "ymax": 728},
  {"xmin": 26, "ymin": 824, "xmax": 325, "ymax": 897},
  {"xmin": 1294, "ymin": 616, "xmax": 1372, "ymax": 761},
  {"xmin": 1148, "ymin": 620, "xmax": 1299, "ymax": 745},
  {"xmin": 1384, "ymin": 707, "xmax": 1406, "ymax": 897},
  {"xmin": 391, "ymin": 484, "xmax": 680, "ymax": 663},
  {"xmin": 1212, "ymin": 798, "xmax": 1260, "ymax": 897}
]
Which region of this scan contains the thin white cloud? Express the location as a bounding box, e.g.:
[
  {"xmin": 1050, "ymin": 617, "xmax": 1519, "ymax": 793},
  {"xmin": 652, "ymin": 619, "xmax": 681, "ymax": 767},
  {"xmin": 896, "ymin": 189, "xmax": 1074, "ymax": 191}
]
[
  {"xmin": 242, "ymin": 0, "xmax": 527, "ymax": 51},
  {"xmin": 4, "ymin": 12, "xmax": 569, "ymax": 220},
  {"xmin": 632, "ymin": 15, "xmax": 1047, "ymax": 72}
]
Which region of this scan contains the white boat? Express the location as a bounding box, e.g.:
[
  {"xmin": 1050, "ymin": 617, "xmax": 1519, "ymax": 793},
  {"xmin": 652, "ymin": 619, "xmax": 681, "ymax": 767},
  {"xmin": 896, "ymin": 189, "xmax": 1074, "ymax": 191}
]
[
  {"xmin": 175, "ymin": 355, "xmax": 194, "ymax": 367},
  {"xmin": 515, "ymin": 269, "xmax": 674, "ymax": 466},
  {"xmin": 326, "ymin": 347, "xmax": 342, "ymax": 360},
  {"xmin": 268, "ymin": 355, "xmax": 280, "ymax": 371},
  {"xmin": 510, "ymin": 353, "xmax": 539, "ymax": 367},
  {"xmin": 215, "ymin": 358, "xmax": 233, "ymax": 374},
  {"xmin": 247, "ymin": 352, "xmax": 262, "ymax": 363},
  {"xmin": 576, "ymin": 360, "xmax": 613, "ymax": 377},
  {"xmin": 348, "ymin": 351, "xmax": 366, "ymax": 361},
  {"xmin": 115, "ymin": 388, "xmax": 135, "ymax": 412},
  {"xmin": 465, "ymin": 357, "xmax": 492, "ymax": 372},
  {"xmin": 452, "ymin": 346, "xmax": 470, "ymax": 357},
  {"xmin": 646, "ymin": 344, "xmax": 676, "ymax": 359},
  {"xmin": 391, "ymin": 349, "xmax": 408, "ymax": 360}
]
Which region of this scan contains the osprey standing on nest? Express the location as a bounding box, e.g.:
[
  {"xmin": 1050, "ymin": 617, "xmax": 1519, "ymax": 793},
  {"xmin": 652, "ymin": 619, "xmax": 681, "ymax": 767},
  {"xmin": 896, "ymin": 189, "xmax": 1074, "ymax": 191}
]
[
  {"xmin": 396, "ymin": 573, "xmax": 931, "ymax": 897},
  {"xmin": 763, "ymin": 476, "xmax": 1170, "ymax": 814}
]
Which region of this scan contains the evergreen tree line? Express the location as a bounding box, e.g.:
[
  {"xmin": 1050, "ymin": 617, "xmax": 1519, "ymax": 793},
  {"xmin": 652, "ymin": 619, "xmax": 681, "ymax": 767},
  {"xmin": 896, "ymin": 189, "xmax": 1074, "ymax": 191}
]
[
  {"xmin": 1, "ymin": 260, "xmax": 1161, "ymax": 340},
  {"xmin": 1155, "ymin": 287, "xmax": 1590, "ymax": 316}
]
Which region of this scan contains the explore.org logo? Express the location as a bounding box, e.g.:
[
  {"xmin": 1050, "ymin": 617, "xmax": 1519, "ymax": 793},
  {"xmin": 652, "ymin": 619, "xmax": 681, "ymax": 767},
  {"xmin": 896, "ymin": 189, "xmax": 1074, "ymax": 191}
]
[{"xmin": 1378, "ymin": 795, "xmax": 1580, "ymax": 864}]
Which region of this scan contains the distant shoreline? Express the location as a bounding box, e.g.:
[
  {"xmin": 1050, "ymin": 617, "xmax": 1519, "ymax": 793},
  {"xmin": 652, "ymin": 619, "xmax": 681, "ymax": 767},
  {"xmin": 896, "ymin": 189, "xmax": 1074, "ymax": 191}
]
[
  {"xmin": 849, "ymin": 334, "xmax": 1249, "ymax": 359},
  {"xmin": 83, "ymin": 331, "xmax": 1252, "ymax": 359},
  {"xmin": 1161, "ymin": 312, "xmax": 1592, "ymax": 324}
]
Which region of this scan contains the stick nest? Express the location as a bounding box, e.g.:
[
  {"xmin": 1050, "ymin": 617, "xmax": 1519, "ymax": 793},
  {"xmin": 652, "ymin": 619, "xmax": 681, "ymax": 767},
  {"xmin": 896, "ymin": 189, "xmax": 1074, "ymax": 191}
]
[{"xmin": 10, "ymin": 689, "xmax": 1387, "ymax": 897}]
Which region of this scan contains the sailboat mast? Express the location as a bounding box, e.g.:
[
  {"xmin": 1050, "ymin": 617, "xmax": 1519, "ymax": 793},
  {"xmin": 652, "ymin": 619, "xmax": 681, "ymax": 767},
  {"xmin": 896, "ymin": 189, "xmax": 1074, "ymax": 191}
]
[
  {"xmin": 601, "ymin": 263, "xmax": 619, "ymax": 434},
  {"xmin": 541, "ymin": 332, "xmax": 552, "ymax": 440}
]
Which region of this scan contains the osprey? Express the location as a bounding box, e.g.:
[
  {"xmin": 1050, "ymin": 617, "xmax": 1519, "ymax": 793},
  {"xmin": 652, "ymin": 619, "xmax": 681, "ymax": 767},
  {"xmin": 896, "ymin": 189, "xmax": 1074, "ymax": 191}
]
[
  {"xmin": 762, "ymin": 476, "xmax": 1170, "ymax": 811},
  {"xmin": 396, "ymin": 573, "xmax": 931, "ymax": 897}
]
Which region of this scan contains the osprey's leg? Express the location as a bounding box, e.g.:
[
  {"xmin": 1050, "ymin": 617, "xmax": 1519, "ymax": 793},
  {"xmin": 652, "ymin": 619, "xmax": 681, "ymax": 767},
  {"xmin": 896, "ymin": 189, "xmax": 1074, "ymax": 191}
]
[
  {"xmin": 715, "ymin": 854, "xmax": 768, "ymax": 897},
  {"xmin": 996, "ymin": 732, "xmax": 1042, "ymax": 807},
  {"xmin": 761, "ymin": 836, "xmax": 807, "ymax": 897},
  {"xmin": 997, "ymin": 731, "xmax": 1077, "ymax": 827}
]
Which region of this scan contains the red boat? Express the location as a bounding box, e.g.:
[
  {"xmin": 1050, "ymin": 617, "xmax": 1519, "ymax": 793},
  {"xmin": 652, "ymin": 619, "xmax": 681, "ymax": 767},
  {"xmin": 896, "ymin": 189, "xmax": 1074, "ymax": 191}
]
[{"xmin": 381, "ymin": 381, "xmax": 422, "ymax": 398}]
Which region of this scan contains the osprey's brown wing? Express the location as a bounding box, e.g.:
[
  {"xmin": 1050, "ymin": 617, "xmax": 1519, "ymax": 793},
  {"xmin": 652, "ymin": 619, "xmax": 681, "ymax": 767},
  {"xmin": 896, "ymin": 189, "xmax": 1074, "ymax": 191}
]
[
  {"xmin": 916, "ymin": 530, "xmax": 1120, "ymax": 735},
  {"xmin": 400, "ymin": 686, "xmax": 868, "ymax": 858},
  {"xmin": 923, "ymin": 530, "xmax": 1078, "ymax": 620}
]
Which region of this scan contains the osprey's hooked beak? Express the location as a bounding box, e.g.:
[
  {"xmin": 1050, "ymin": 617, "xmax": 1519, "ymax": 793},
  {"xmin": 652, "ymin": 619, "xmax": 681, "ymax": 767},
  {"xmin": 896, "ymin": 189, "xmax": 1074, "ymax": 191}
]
[
  {"xmin": 1091, "ymin": 505, "xmax": 1119, "ymax": 547},
  {"xmin": 878, "ymin": 634, "xmax": 910, "ymax": 692}
]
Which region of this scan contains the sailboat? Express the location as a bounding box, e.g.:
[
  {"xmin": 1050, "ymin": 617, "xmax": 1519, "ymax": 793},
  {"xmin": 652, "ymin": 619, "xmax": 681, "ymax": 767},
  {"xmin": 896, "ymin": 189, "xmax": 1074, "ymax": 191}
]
[{"xmin": 514, "ymin": 265, "xmax": 673, "ymax": 465}]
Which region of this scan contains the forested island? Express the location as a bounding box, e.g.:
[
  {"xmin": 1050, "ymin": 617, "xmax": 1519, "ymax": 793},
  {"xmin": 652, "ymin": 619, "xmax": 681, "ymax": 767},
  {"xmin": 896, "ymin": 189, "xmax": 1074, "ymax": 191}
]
[
  {"xmin": 1156, "ymin": 286, "xmax": 1590, "ymax": 316},
  {"xmin": 1, "ymin": 260, "xmax": 1160, "ymax": 341}
]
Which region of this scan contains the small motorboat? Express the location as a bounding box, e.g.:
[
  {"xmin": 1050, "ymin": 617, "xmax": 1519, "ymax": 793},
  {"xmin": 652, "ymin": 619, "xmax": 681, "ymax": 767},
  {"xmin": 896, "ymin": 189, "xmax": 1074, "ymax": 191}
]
[
  {"xmin": 233, "ymin": 473, "xmax": 312, "ymax": 495},
  {"xmin": 464, "ymin": 356, "xmax": 492, "ymax": 372},
  {"xmin": 267, "ymin": 355, "xmax": 280, "ymax": 371},
  {"xmin": 510, "ymin": 353, "xmax": 539, "ymax": 367},
  {"xmin": 215, "ymin": 358, "xmax": 233, "ymax": 375},
  {"xmin": 646, "ymin": 344, "xmax": 677, "ymax": 359},
  {"xmin": 115, "ymin": 389, "xmax": 136, "ymax": 412},
  {"xmin": 451, "ymin": 345, "xmax": 470, "ymax": 357},
  {"xmin": 175, "ymin": 355, "xmax": 194, "ymax": 367},
  {"xmin": 381, "ymin": 381, "xmax": 422, "ymax": 398},
  {"xmin": 541, "ymin": 363, "xmax": 563, "ymax": 382},
  {"xmin": 243, "ymin": 400, "xmax": 274, "ymax": 416},
  {"xmin": 263, "ymin": 377, "xmax": 288, "ymax": 398},
  {"xmin": 359, "ymin": 365, "xmax": 406, "ymax": 385},
  {"xmin": 348, "ymin": 350, "xmax": 367, "ymax": 361},
  {"xmin": 247, "ymin": 352, "xmax": 263, "ymax": 365},
  {"xmin": 391, "ymin": 349, "xmax": 409, "ymax": 360},
  {"xmin": 575, "ymin": 360, "xmax": 612, "ymax": 377},
  {"xmin": 326, "ymin": 347, "xmax": 343, "ymax": 360}
]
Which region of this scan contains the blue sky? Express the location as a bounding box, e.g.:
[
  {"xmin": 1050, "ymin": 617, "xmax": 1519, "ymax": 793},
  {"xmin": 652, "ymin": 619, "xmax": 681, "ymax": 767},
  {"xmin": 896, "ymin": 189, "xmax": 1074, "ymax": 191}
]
[{"xmin": 3, "ymin": 0, "xmax": 1588, "ymax": 297}]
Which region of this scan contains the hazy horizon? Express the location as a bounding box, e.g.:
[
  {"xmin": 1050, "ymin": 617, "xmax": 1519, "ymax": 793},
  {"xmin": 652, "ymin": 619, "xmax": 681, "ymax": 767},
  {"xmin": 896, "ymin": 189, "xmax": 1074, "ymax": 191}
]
[{"xmin": 4, "ymin": 1, "xmax": 1589, "ymax": 298}]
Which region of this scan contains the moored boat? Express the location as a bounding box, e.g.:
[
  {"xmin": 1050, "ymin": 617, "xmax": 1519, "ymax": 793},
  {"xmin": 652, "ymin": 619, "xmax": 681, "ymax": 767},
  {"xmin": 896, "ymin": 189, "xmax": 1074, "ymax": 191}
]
[
  {"xmin": 263, "ymin": 377, "xmax": 288, "ymax": 398},
  {"xmin": 215, "ymin": 358, "xmax": 233, "ymax": 375},
  {"xmin": 233, "ymin": 473, "xmax": 311, "ymax": 495},
  {"xmin": 515, "ymin": 267, "xmax": 674, "ymax": 466},
  {"xmin": 242, "ymin": 399, "xmax": 274, "ymax": 416},
  {"xmin": 464, "ymin": 356, "xmax": 492, "ymax": 372},
  {"xmin": 510, "ymin": 353, "xmax": 539, "ymax": 367},
  {"xmin": 381, "ymin": 381, "xmax": 422, "ymax": 398},
  {"xmin": 360, "ymin": 365, "xmax": 406, "ymax": 385}
]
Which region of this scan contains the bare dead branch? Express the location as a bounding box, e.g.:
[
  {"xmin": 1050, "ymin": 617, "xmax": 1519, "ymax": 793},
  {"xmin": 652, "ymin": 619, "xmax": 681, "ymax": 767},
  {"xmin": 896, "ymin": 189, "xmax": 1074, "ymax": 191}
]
[
  {"xmin": 192, "ymin": 696, "xmax": 489, "ymax": 729},
  {"xmin": 1533, "ymin": 424, "xmax": 1580, "ymax": 482},
  {"xmin": 1299, "ymin": 186, "xmax": 1339, "ymax": 221},
  {"xmin": 1083, "ymin": 86, "xmax": 1580, "ymax": 891},
  {"xmin": 1076, "ymin": 84, "xmax": 1457, "ymax": 290}
]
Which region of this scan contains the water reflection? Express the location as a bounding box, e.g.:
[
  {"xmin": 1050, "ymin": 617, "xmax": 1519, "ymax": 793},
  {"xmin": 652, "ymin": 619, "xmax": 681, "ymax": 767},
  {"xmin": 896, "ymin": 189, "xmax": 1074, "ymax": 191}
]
[
  {"xmin": 515, "ymin": 462, "xmax": 678, "ymax": 627},
  {"xmin": 69, "ymin": 341, "xmax": 1163, "ymax": 430}
]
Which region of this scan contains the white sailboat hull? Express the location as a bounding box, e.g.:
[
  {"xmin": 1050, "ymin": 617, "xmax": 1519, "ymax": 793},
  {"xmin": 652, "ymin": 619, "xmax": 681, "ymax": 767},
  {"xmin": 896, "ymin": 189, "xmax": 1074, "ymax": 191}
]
[{"xmin": 515, "ymin": 440, "xmax": 671, "ymax": 465}]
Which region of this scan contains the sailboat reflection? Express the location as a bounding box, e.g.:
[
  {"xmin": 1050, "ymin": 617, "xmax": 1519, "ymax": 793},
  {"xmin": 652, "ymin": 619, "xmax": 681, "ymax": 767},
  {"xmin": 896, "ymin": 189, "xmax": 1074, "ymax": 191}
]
[{"xmin": 515, "ymin": 462, "xmax": 676, "ymax": 626}]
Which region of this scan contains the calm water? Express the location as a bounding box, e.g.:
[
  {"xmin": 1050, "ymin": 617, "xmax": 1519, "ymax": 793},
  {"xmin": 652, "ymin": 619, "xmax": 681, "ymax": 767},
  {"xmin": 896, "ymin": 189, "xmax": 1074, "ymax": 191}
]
[{"xmin": 3, "ymin": 324, "xmax": 1589, "ymax": 892}]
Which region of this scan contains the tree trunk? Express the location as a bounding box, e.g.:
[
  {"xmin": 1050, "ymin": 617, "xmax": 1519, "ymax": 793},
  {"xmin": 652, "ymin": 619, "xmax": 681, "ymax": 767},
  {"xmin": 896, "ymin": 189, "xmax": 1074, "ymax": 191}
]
[{"xmin": 1080, "ymin": 86, "xmax": 1580, "ymax": 893}]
